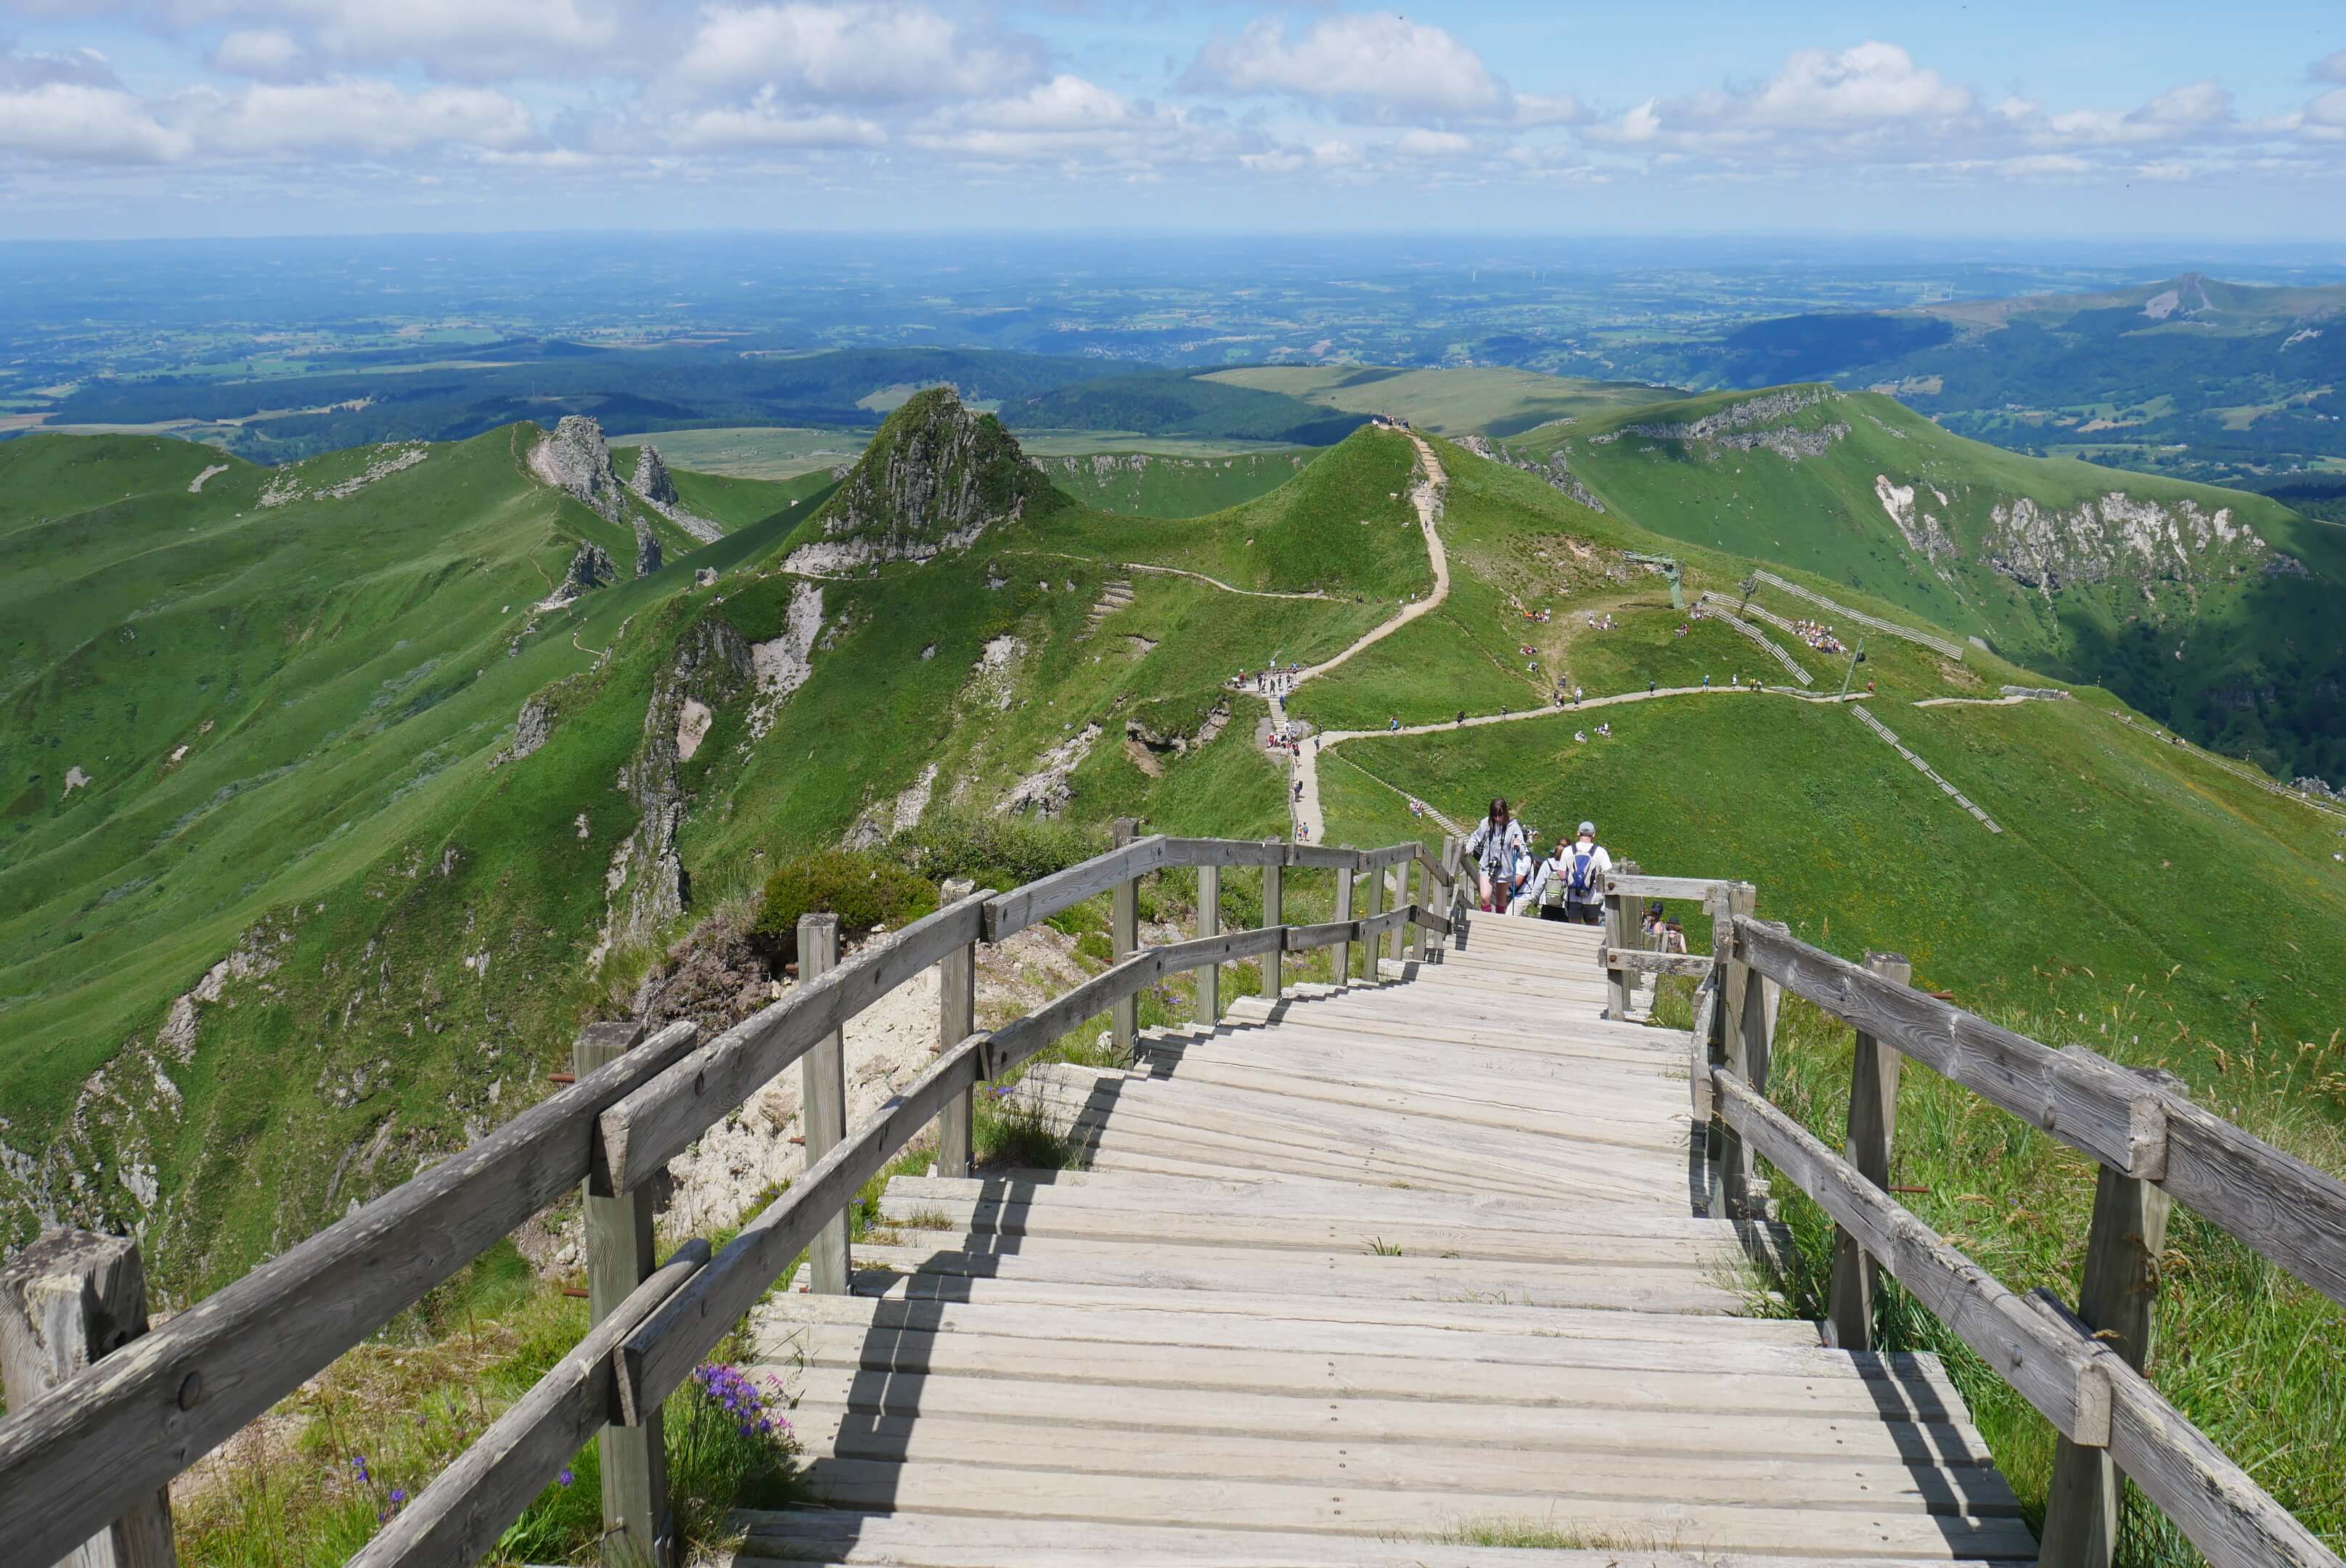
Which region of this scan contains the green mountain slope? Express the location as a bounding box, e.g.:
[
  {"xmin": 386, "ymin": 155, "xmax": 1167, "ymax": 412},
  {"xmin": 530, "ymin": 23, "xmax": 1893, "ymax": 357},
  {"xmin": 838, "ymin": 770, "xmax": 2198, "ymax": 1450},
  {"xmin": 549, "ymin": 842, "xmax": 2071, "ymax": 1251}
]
[{"xmin": 1504, "ymin": 385, "xmax": 2346, "ymax": 784}]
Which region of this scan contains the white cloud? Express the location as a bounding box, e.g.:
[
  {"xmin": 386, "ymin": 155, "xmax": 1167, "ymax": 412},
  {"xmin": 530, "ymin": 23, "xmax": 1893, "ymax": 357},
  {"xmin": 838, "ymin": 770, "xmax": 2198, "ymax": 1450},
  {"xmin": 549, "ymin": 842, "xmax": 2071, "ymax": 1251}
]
[
  {"xmin": 2313, "ymin": 49, "xmax": 2346, "ymax": 86},
  {"xmin": 1394, "ymin": 128, "xmax": 1471, "ymax": 158},
  {"xmin": 0, "ymin": 44, "xmax": 120, "ymax": 91},
  {"xmin": 2310, "ymin": 89, "xmax": 2346, "ymax": 128},
  {"xmin": 1184, "ymin": 12, "xmax": 1525, "ymax": 124},
  {"xmin": 2049, "ymin": 81, "xmax": 2233, "ymax": 145},
  {"xmin": 210, "ymin": 28, "xmax": 310, "ymax": 81},
  {"xmin": 673, "ymin": 3, "xmax": 1045, "ymax": 104},
  {"xmin": 659, "ymin": 99, "xmax": 885, "ymax": 150},
  {"xmin": 1999, "ymin": 152, "xmax": 2092, "ymax": 179},
  {"xmin": 285, "ymin": 0, "xmax": 621, "ymax": 78},
  {"xmin": 189, "ymin": 78, "xmax": 538, "ymax": 155},
  {"xmin": 0, "ymin": 79, "xmax": 189, "ymax": 160},
  {"xmin": 2135, "ymin": 159, "xmax": 2192, "ymax": 182},
  {"xmin": 1746, "ymin": 41, "xmax": 1971, "ymax": 124}
]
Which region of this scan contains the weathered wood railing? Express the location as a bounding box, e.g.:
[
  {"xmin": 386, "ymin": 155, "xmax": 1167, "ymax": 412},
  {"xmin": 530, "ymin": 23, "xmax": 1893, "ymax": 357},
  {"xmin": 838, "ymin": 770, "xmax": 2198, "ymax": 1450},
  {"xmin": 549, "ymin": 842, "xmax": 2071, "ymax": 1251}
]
[
  {"xmin": 0, "ymin": 832, "xmax": 1452, "ymax": 1567},
  {"xmin": 1649, "ymin": 883, "xmax": 2346, "ymax": 1568}
]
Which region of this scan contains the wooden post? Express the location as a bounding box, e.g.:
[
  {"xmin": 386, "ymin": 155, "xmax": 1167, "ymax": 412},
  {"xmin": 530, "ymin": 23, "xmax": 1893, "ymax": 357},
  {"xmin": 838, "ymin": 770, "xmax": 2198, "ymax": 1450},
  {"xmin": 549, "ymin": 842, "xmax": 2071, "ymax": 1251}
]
[
  {"xmin": 934, "ymin": 936, "xmax": 976, "ymax": 1178},
  {"xmin": 573, "ymin": 1018, "xmax": 673, "ymax": 1568},
  {"xmin": 1386, "ymin": 858, "xmax": 1410, "ymax": 965},
  {"xmin": 1262, "ymin": 839, "xmax": 1284, "ymax": 1000},
  {"xmin": 1332, "ymin": 856, "xmax": 1354, "ymax": 987},
  {"xmin": 1197, "ymin": 862, "xmax": 1222, "ymax": 1019},
  {"xmin": 1111, "ymin": 817, "xmax": 1140, "ymax": 1055},
  {"xmin": 0, "ymin": 1230, "xmax": 176, "ymax": 1568},
  {"xmin": 1708, "ymin": 884, "xmax": 1760, "ymax": 1219},
  {"xmin": 2040, "ymin": 1080, "xmax": 2185, "ymax": 1568},
  {"xmin": 1360, "ymin": 853, "xmax": 1384, "ymax": 978},
  {"xmin": 1827, "ymin": 951, "xmax": 1911, "ymax": 1350},
  {"xmin": 1605, "ymin": 859, "xmax": 1640, "ymax": 1019},
  {"xmin": 1441, "ymin": 835, "xmax": 1463, "ymax": 953},
  {"xmin": 796, "ymin": 918, "xmax": 850, "ymax": 1297}
]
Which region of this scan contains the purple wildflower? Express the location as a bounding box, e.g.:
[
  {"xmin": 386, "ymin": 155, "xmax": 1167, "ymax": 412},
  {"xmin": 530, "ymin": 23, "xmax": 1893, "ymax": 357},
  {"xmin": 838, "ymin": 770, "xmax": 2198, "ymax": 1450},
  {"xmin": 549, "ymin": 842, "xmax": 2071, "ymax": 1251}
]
[
  {"xmin": 558, "ymin": 1468, "xmax": 574, "ymax": 1488},
  {"xmin": 388, "ymin": 1489, "xmax": 406, "ymax": 1508},
  {"xmin": 351, "ymin": 1455, "xmax": 370, "ymax": 1484}
]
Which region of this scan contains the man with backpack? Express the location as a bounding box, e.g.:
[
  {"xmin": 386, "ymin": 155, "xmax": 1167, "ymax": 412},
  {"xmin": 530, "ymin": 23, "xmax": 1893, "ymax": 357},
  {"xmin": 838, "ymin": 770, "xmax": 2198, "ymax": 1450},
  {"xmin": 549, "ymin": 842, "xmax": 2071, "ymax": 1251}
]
[{"xmin": 1557, "ymin": 822, "xmax": 1612, "ymax": 926}]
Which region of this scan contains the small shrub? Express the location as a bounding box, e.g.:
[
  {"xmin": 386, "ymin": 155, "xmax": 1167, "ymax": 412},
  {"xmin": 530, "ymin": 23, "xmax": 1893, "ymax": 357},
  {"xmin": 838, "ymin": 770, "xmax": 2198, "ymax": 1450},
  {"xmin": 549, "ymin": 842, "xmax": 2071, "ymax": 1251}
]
[
  {"xmin": 894, "ymin": 810, "xmax": 1103, "ymax": 889},
  {"xmin": 747, "ymin": 851, "xmax": 936, "ymax": 964},
  {"xmin": 1074, "ymin": 931, "xmax": 1114, "ymax": 965}
]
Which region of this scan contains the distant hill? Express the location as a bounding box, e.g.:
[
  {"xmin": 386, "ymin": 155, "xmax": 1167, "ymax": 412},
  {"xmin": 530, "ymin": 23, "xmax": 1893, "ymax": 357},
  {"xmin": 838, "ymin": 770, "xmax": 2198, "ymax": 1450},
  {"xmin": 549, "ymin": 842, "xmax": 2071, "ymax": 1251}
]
[
  {"xmin": 1199, "ymin": 364, "xmax": 1681, "ymax": 438},
  {"xmin": 1507, "ymin": 384, "xmax": 2346, "ymax": 783},
  {"xmin": 1692, "ymin": 274, "xmax": 2346, "ymax": 488}
]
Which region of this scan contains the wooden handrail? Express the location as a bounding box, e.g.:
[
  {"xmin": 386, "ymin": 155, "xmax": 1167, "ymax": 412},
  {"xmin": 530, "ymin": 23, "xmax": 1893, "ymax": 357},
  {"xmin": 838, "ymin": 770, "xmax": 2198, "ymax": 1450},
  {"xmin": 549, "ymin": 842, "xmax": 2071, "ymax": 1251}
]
[
  {"xmin": 1731, "ymin": 914, "xmax": 2346, "ymax": 1310},
  {"xmin": 0, "ymin": 1018, "xmax": 702, "ymax": 1567},
  {"xmin": 600, "ymin": 893, "xmax": 992, "ymax": 1193},
  {"xmin": 1713, "ymin": 1067, "xmax": 2339, "ymax": 1568}
]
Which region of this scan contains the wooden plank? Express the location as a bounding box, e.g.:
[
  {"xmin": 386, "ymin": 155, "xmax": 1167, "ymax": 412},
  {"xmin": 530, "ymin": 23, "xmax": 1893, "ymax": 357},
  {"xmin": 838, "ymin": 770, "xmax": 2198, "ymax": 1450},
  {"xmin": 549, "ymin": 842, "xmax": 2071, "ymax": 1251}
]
[
  {"xmin": 933, "ymin": 939, "xmax": 977, "ymax": 1178},
  {"xmin": 1603, "ymin": 948, "xmax": 1713, "ymax": 977},
  {"xmin": 574, "ymin": 1020, "xmax": 671, "ymax": 1566},
  {"xmin": 986, "ymin": 929, "xmax": 1282, "ymax": 1079},
  {"xmin": 1386, "ymin": 859, "xmax": 1410, "ymax": 963},
  {"xmin": 1688, "ymin": 971, "xmax": 1719, "ymax": 1122},
  {"xmin": 735, "ymin": 1511, "xmax": 2022, "ymax": 1567},
  {"xmin": 985, "ymin": 836, "xmax": 1168, "ymax": 940},
  {"xmin": 1829, "ymin": 952, "xmax": 1910, "ymax": 1352},
  {"xmin": 1196, "ymin": 863, "xmax": 1222, "ymax": 1022},
  {"xmin": 600, "ymin": 894, "xmax": 987, "ymax": 1193},
  {"xmin": 1161, "ymin": 837, "xmax": 1288, "ymax": 870},
  {"xmin": 1607, "ymin": 873, "xmax": 1729, "ymax": 902},
  {"xmin": 796, "ymin": 918, "xmax": 851, "ymax": 1297},
  {"xmin": 615, "ymin": 1037, "xmax": 986, "ymax": 1421},
  {"xmin": 1111, "ymin": 819, "xmax": 1140, "ymax": 1058},
  {"xmin": 1357, "ymin": 842, "xmax": 1418, "ymax": 871},
  {"xmin": 1283, "ymin": 918, "xmax": 1357, "ymax": 952},
  {"xmin": 1733, "ymin": 916, "xmax": 2165, "ymax": 1180},
  {"xmin": 1331, "ymin": 859, "xmax": 1354, "ymax": 987},
  {"xmin": 1711, "ymin": 1069, "xmax": 2112, "ymax": 1447},
  {"xmin": 1285, "ymin": 843, "xmax": 1360, "ymax": 871},
  {"xmin": 1262, "ymin": 842, "xmax": 1283, "ymax": 1000},
  {"xmin": 0, "ymin": 1230, "xmax": 176, "ymax": 1568},
  {"xmin": 2024, "ymin": 1293, "xmax": 2342, "ymax": 1568},
  {"xmin": 2155, "ymin": 1090, "xmax": 2346, "ymax": 1310},
  {"xmin": 0, "ymin": 1018, "xmax": 700, "ymax": 1568},
  {"xmin": 348, "ymin": 1239, "xmax": 708, "ymax": 1568}
]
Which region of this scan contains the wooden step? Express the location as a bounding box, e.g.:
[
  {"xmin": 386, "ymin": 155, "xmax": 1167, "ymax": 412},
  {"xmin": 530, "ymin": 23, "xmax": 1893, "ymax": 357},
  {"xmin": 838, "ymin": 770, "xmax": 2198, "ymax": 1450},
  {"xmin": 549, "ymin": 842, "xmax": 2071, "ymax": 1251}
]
[{"xmin": 730, "ymin": 1511, "xmax": 2036, "ymax": 1567}]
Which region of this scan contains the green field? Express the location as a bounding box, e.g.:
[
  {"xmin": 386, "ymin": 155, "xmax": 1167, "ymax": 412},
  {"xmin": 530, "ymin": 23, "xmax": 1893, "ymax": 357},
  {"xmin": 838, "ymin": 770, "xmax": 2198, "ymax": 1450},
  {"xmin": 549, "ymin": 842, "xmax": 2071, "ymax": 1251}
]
[
  {"xmin": 604, "ymin": 427, "xmax": 867, "ymax": 481},
  {"xmin": 1203, "ymin": 364, "xmax": 1680, "ymax": 436}
]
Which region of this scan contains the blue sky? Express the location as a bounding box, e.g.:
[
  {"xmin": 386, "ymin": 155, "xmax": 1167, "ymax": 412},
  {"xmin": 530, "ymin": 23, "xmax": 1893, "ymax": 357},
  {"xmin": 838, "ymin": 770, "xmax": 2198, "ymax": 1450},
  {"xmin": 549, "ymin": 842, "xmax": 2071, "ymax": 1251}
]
[{"xmin": 2, "ymin": 1, "xmax": 2342, "ymax": 240}]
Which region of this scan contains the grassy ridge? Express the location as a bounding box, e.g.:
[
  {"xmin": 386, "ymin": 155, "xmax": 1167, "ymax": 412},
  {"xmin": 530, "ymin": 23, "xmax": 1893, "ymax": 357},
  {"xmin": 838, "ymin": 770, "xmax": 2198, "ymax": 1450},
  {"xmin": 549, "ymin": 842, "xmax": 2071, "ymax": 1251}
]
[
  {"xmin": 1202, "ymin": 364, "xmax": 1679, "ymax": 437},
  {"xmin": 1525, "ymin": 386, "xmax": 2346, "ymax": 783},
  {"xmin": 1035, "ymin": 449, "xmax": 1319, "ymax": 518}
]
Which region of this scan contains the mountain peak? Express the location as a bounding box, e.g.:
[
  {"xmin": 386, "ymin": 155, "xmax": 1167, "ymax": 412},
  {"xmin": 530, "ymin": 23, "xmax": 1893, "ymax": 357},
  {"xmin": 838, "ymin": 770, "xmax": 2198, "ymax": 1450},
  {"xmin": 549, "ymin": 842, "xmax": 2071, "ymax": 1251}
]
[{"xmin": 783, "ymin": 386, "xmax": 1052, "ymax": 575}]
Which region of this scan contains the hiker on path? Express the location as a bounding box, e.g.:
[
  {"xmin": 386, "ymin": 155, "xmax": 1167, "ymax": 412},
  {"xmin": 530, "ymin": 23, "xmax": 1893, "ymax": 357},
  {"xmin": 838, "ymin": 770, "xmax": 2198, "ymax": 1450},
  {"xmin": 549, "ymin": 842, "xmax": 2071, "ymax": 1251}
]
[
  {"xmin": 1464, "ymin": 798, "xmax": 1527, "ymax": 913},
  {"xmin": 1556, "ymin": 822, "xmax": 1613, "ymax": 926}
]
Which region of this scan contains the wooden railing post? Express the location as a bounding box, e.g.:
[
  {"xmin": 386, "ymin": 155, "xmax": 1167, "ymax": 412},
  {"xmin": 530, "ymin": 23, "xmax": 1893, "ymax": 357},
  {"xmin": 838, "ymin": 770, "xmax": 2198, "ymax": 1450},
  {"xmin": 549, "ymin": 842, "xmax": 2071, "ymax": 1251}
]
[
  {"xmin": 1197, "ymin": 862, "xmax": 1222, "ymax": 1019},
  {"xmin": 1827, "ymin": 951, "xmax": 1911, "ymax": 1350},
  {"xmin": 1360, "ymin": 852, "xmax": 1385, "ymax": 976},
  {"xmin": 934, "ymin": 934, "xmax": 976, "ymax": 1178},
  {"xmin": 1262, "ymin": 838, "xmax": 1284, "ymax": 1000},
  {"xmin": 796, "ymin": 918, "xmax": 850, "ymax": 1297},
  {"xmin": 1604, "ymin": 859, "xmax": 1640, "ymax": 1019},
  {"xmin": 1707, "ymin": 885, "xmax": 1760, "ymax": 1218},
  {"xmin": 575, "ymin": 1018, "xmax": 674, "ymax": 1568},
  {"xmin": 1407, "ymin": 855, "xmax": 1430, "ymax": 963},
  {"xmin": 0, "ymin": 1229, "xmax": 176, "ymax": 1568},
  {"xmin": 1332, "ymin": 852, "xmax": 1354, "ymax": 987},
  {"xmin": 1386, "ymin": 857, "xmax": 1410, "ymax": 965},
  {"xmin": 2041, "ymin": 1075, "xmax": 2186, "ymax": 1568},
  {"xmin": 1111, "ymin": 818, "xmax": 1140, "ymax": 1055},
  {"xmin": 1441, "ymin": 835, "xmax": 1463, "ymax": 947}
]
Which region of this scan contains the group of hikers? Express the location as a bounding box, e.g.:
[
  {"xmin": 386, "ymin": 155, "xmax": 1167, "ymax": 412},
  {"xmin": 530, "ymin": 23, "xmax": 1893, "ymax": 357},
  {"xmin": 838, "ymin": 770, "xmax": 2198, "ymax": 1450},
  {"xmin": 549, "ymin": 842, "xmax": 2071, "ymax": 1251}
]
[
  {"xmin": 1240, "ymin": 664, "xmax": 1302, "ymax": 698},
  {"xmin": 1461, "ymin": 799, "xmax": 1613, "ymax": 923},
  {"xmin": 1791, "ymin": 618, "xmax": 1847, "ymax": 655}
]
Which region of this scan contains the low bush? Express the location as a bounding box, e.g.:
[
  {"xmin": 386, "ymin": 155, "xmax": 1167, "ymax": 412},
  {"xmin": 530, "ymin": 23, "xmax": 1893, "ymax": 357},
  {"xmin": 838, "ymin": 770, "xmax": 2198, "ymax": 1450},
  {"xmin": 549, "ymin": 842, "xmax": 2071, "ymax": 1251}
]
[
  {"xmin": 746, "ymin": 851, "xmax": 936, "ymax": 965},
  {"xmin": 893, "ymin": 810, "xmax": 1103, "ymax": 891}
]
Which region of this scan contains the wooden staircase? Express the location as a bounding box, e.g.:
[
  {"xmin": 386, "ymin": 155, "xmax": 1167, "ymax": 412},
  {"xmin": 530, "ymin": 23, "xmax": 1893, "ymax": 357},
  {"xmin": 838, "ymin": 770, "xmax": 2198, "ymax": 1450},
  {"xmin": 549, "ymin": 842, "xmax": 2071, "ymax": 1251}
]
[{"xmin": 735, "ymin": 915, "xmax": 2032, "ymax": 1564}]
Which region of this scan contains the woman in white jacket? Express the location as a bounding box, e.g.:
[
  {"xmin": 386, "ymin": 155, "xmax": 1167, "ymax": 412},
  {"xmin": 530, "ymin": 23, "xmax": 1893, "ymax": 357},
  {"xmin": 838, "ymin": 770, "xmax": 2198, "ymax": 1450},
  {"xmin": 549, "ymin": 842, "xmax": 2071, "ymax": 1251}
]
[{"xmin": 1463, "ymin": 798, "xmax": 1526, "ymax": 912}]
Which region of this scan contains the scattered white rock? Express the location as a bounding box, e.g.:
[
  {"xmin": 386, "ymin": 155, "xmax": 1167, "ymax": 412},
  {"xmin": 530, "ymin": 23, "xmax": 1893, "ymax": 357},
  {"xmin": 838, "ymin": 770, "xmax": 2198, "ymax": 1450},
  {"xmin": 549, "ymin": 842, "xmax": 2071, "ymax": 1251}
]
[
  {"xmin": 189, "ymin": 464, "xmax": 229, "ymax": 494},
  {"xmin": 677, "ymin": 697, "xmax": 714, "ymax": 762},
  {"xmin": 63, "ymin": 765, "xmax": 90, "ymax": 793}
]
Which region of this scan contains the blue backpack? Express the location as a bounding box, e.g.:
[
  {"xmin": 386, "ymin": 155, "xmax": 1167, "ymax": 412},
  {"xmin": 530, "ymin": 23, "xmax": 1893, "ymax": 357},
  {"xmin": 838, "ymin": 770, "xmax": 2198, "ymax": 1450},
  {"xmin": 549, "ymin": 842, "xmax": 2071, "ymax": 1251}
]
[{"xmin": 1568, "ymin": 845, "xmax": 1599, "ymax": 899}]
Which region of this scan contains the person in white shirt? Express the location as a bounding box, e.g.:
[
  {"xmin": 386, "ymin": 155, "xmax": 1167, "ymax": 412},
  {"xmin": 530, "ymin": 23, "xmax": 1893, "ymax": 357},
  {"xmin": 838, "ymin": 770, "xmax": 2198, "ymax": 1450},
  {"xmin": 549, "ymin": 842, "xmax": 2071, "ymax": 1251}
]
[
  {"xmin": 1463, "ymin": 799, "xmax": 1526, "ymax": 912},
  {"xmin": 1556, "ymin": 822, "xmax": 1613, "ymax": 926}
]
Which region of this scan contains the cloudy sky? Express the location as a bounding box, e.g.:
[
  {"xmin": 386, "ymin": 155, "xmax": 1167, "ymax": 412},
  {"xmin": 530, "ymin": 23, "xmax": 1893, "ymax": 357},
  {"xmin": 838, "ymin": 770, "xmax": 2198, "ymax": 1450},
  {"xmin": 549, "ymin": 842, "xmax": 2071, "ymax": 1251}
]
[{"xmin": 3, "ymin": 0, "xmax": 2343, "ymax": 240}]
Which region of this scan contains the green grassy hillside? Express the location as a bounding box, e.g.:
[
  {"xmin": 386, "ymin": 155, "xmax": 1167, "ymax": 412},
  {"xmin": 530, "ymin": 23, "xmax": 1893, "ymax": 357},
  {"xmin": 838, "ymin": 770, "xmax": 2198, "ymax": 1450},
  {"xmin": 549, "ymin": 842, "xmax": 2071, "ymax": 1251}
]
[
  {"xmin": 1036, "ymin": 449, "xmax": 1319, "ymax": 518},
  {"xmin": 1509, "ymin": 386, "xmax": 2346, "ymax": 783}
]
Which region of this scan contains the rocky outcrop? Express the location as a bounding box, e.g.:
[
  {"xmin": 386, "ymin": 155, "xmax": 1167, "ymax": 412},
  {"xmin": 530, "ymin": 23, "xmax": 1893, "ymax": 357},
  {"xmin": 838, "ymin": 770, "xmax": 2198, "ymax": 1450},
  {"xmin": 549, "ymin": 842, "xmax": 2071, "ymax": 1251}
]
[
  {"xmin": 595, "ymin": 618, "xmax": 754, "ymax": 963},
  {"xmin": 1001, "ymin": 724, "xmax": 1100, "ymax": 817},
  {"xmin": 782, "ymin": 388, "xmax": 1050, "ymax": 576},
  {"xmin": 489, "ymin": 695, "xmax": 557, "ymax": 769},
  {"xmin": 1591, "ymin": 388, "xmax": 1848, "ymax": 461},
  {"xmin": 634, "ymin": 525, "xmax": 663, "ymax": 579},
  {"xmin": 538, "ymin": 540, "xmax": 618, "ymax": 611},
  {"xmin": 1874, "ymin": 475, "xmax": 1958, "ymax": 580},
  {"xmin": 748, "ymin": 582, "xmax": 824, "ymax": 740},
  {"xmin": 1983, "ymin": 492, "xmax": 2271, "ymax": 595},
  {"xmin": 630, "ymin": 444, "xmax": 724, "ymax": 546},
  {"xmin": 530, "ymin": 416, "xmax": 626, "ymax": 524},
  {"xmin": 1458, "ymin": 435, "xmax": 1607, "ymax": 513}
]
